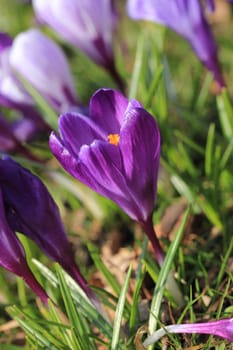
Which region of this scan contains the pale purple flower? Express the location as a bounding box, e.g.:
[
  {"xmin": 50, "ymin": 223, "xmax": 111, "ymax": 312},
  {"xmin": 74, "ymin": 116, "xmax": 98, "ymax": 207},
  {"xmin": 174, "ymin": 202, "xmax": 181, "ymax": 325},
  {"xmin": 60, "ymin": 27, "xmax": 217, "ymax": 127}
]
[
  {"xmin": 127, "ymin": 0, "xmax": 225, "ymax": 88},
  {"xmin": 0, "ymin": 188, "xmax": 48, "ymax": 304},
  {"xmin": 50, "ymin": 88, "xmax": 165, "ymax": 266},
  {"xmin": 144, "ymin": 318, "xmax": 233, "ymax": 346},
  {"xmin": 32, "ymin": 0, "xmax": 125, "ymax": 91},
  {"xmin": 9, "ymin": 29, "xmax": 78, "ymax": 112}
]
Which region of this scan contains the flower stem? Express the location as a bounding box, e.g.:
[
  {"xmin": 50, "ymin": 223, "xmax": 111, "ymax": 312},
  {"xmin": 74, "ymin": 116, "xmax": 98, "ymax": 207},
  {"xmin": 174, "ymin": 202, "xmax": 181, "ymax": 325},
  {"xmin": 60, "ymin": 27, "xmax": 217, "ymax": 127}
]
[
  {"xmin": 140, "ymin": 218, "xmax": 165, "ymax": 267},
  {"xmin": 140, "ymin": 216, "xmax": 184, "ymax": 306}
]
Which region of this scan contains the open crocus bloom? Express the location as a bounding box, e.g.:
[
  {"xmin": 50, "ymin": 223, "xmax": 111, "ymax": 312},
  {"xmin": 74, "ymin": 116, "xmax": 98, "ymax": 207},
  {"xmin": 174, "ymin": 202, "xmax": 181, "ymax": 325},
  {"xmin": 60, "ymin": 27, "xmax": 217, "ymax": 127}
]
[
  {"xmin": 127, "ymin": 0, "xmax": 225, "ymax": 89},
  {"xmin": 50, "ymin": 88, "xmax": 160, "ymax": 224},
  {"xmin": 50, "ymin": 89, "xmax": 166, "ymax": 266},
  {"xmin": 0, "ymin": 189, "xmax": 48, "ymax": 304}
]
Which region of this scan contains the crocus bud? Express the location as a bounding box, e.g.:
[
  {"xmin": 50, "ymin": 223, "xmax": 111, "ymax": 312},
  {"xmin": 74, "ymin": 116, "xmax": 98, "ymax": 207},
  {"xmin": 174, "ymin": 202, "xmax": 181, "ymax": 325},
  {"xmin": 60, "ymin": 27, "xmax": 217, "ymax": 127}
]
[
  {"xmin": 0, "ymin": 189, "xmax": 48, "ymax": 304},
  {"xmin": 127, "ymin": 0, "xmax": 225, "ymax": 89},
  {"xmin": 9, "ymin": 29, "xmax": 78, "ymax": 112},
  {"xmin": 0, "ymin": 157, "xmax": 96, "ymax": 303}
]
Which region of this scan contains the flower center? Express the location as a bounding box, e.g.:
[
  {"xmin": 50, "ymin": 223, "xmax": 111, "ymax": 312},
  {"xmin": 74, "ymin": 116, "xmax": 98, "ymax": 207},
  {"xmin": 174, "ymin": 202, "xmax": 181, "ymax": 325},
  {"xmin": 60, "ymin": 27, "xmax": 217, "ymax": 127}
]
[{"xmin": 107, "ymin": 133, "xmax": 120, "ymax": 146}]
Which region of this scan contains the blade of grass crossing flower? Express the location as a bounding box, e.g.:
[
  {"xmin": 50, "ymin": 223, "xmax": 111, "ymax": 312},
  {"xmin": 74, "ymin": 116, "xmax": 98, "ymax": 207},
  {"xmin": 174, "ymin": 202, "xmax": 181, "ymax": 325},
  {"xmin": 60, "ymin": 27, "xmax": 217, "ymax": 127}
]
[
  {"xmin": 129, "ymin": 238, "xmax": 148, "ymax": 331},
  {"xmin": 147, "ymin": 208, "xmax": 190, "ymax": 343},
  {"xmin": 110, "ymin": 265, "xmax": 132, "ymax": 350},
  {"xmin": 216, "ymin": 88, "xmax": 233, "ymax": 140},
  {"xmin": 55, "ymin": 264, "xmax": 95, "ymax": 350},
  {"xmin": 17, "ymin": 73, "xmax": 58, "ymax": 130},
  {"xmin": 205, "ymin": 123, "xmax": 215, "ymax": 177}
]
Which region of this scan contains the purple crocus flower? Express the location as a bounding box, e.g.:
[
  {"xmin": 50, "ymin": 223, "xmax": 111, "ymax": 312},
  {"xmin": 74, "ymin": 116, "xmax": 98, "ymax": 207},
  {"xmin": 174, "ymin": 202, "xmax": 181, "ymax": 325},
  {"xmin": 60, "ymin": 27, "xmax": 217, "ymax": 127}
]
[
  {"xmin": 0, "ymin": 115, "xmax": 40, "ymax": 161},
  {"xmin": 0, "ymin": 32, "xmax": 50, "ymax": 131},
  {"xmin": 127, "ymin": 0, "xmax": 225, "ymax": 89},
  {"xmin": 32, "ymin": 0, "xmax": 125, "ymax": 91},
  {"xmin": 9, "ymin": 29, "xmax": 78, "ymax": 113},
  {"xmin": 50, "ymin": 88, "xmax": 165, "ymax": 266},
  {"xmin": 0, "ymin": 188, "xmax": 48, "ymax": 304},
  {"xmin": 0, "ymin": 157, "xmax": 97, "ymax": 304},
  {"xmin": 144, "ymin": 318, "xmax": 233, "ymax": 346}
]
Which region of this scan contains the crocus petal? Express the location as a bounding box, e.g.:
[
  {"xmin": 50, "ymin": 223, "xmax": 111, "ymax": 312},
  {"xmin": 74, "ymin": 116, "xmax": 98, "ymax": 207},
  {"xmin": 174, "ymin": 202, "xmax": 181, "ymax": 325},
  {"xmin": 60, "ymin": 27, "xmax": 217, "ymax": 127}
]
[
  {"xmin": 77, "ymin": 141, "xmax": 143, "ymax": 220},
  {"xmin": 0, "ymin": 32, "xmax": 13, "ymax": 52},
  {"xmin": 32, "ymin": 0, "xmax": 115, "ymax": 67},
  {"xmin": 119, "ymin": 107, "xmax": 160, "ymax": 221},
  {"xmin": 89, "ymin": 88, "xmax": 129, "ymax": 134},
  {"xmin": 0, "ymin": 189, "xmax": 48, "ymax": 304},
  {"xmin": 127, "ymin": 0, "xmax": 224, "ymax": 88},
  {"xmin": 144, "ymin": 318, "xmax": 233, "ymax": 346},
  {"xmin": 0, "ymin": 157, "xmax": 73, "ymax": 263},
  {"xmin": 9, "ymin": 29, "xmax": 77, "ymax": 112},
  {"xmin": 58, "ymin": 112, "xmax": 105, "ymax": 156}
]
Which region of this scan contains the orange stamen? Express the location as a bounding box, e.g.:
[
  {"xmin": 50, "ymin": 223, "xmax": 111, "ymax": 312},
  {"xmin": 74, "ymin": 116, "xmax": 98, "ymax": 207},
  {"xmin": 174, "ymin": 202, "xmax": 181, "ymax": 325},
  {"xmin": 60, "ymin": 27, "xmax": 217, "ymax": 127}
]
[{"xmin": 107, "ymin": 133, "xmax": 120, "ymax": 146}]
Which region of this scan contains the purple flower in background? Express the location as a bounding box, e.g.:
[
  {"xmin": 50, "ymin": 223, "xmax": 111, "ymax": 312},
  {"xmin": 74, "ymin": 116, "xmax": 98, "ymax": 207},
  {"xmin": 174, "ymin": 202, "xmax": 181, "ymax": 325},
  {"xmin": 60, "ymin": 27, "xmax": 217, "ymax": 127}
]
[
  {"xmin": 0, "ymin": 114, "xmax": 41, "ymax": 160},
  {"xmin": 50, "ymin": 88, "xmax": 165, "ymax": 266},
  {"xmin": 9, "ymin": 29, "xmax": 78, "ymax": 112},
  {"xmin": 144, "ymin": 318, "xmax": 233, "ymax": 346},
  {"xmin": 32, "ymin": 0, "xmax": 125, "ymax": 91},
  {"xmin": 0, "ymin": 189, "xmax": 48, "ymax": 304},
  {"xmin": 0, "ymin": 157, "xmax": 96, "ymax": 303},
  {"xmin": 127, "ymin": 0, "xmax": 225, "ymax": 89},
  {"xmin": 0, "ymin": 32, "xmax": 50, "ymax": 131}
]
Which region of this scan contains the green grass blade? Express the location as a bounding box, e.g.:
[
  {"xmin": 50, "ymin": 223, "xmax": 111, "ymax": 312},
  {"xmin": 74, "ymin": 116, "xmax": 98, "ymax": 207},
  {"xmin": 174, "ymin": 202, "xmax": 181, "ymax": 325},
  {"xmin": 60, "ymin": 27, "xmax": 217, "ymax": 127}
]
[
  {"xmin": 216, "ymin": 88, "xmax": 233, "ymax": 140},
  {"xmin": 110, "ymin": 265, "xmax": 132, "ymax": 350},
  {"xmin": 55, "ymin": 264, "xmax": 95, "ymax": 350},
  {"xmin": 147, "ymin": 208, "xmax": 190, "ymax": 340},
  {"xmin": 32, "ymin": 259, "xmax": 113, "ymax": 339},
  {"xmin": 129, "ymin": 238, "xmax": 148, "ymax": 331},
  {"xmin": 205, "ymin": 123, "xmax": 215, "ymax": 177},
  {"xmin": 87, "ymin": 242, "xmax": 121, "ymax": 297}
]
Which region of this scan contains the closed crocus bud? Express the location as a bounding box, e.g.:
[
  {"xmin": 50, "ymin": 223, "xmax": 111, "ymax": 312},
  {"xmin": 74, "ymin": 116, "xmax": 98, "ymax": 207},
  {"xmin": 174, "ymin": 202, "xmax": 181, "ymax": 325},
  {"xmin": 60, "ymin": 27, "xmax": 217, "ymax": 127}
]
[
  {"xmin": 0, "ymin": 189, "xmax": 48, "ymax": 304},
  {"xmin": 9, "ymin": 29, "xmax": 78, "ymax": 112},
  {"xmin": 32, "ymin": 0, "xmax": 125, "ymax": 91},
  {"xmin": 127, "ymin": 0, "xmax": 225, "ymax": 90},
  {"xmin": 0, "ymin": 157, "xmax": 97, "ymax": 305},
  {"xmin": 50, "ymin": 88, "xmax": 165, "ymax": 266}
]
